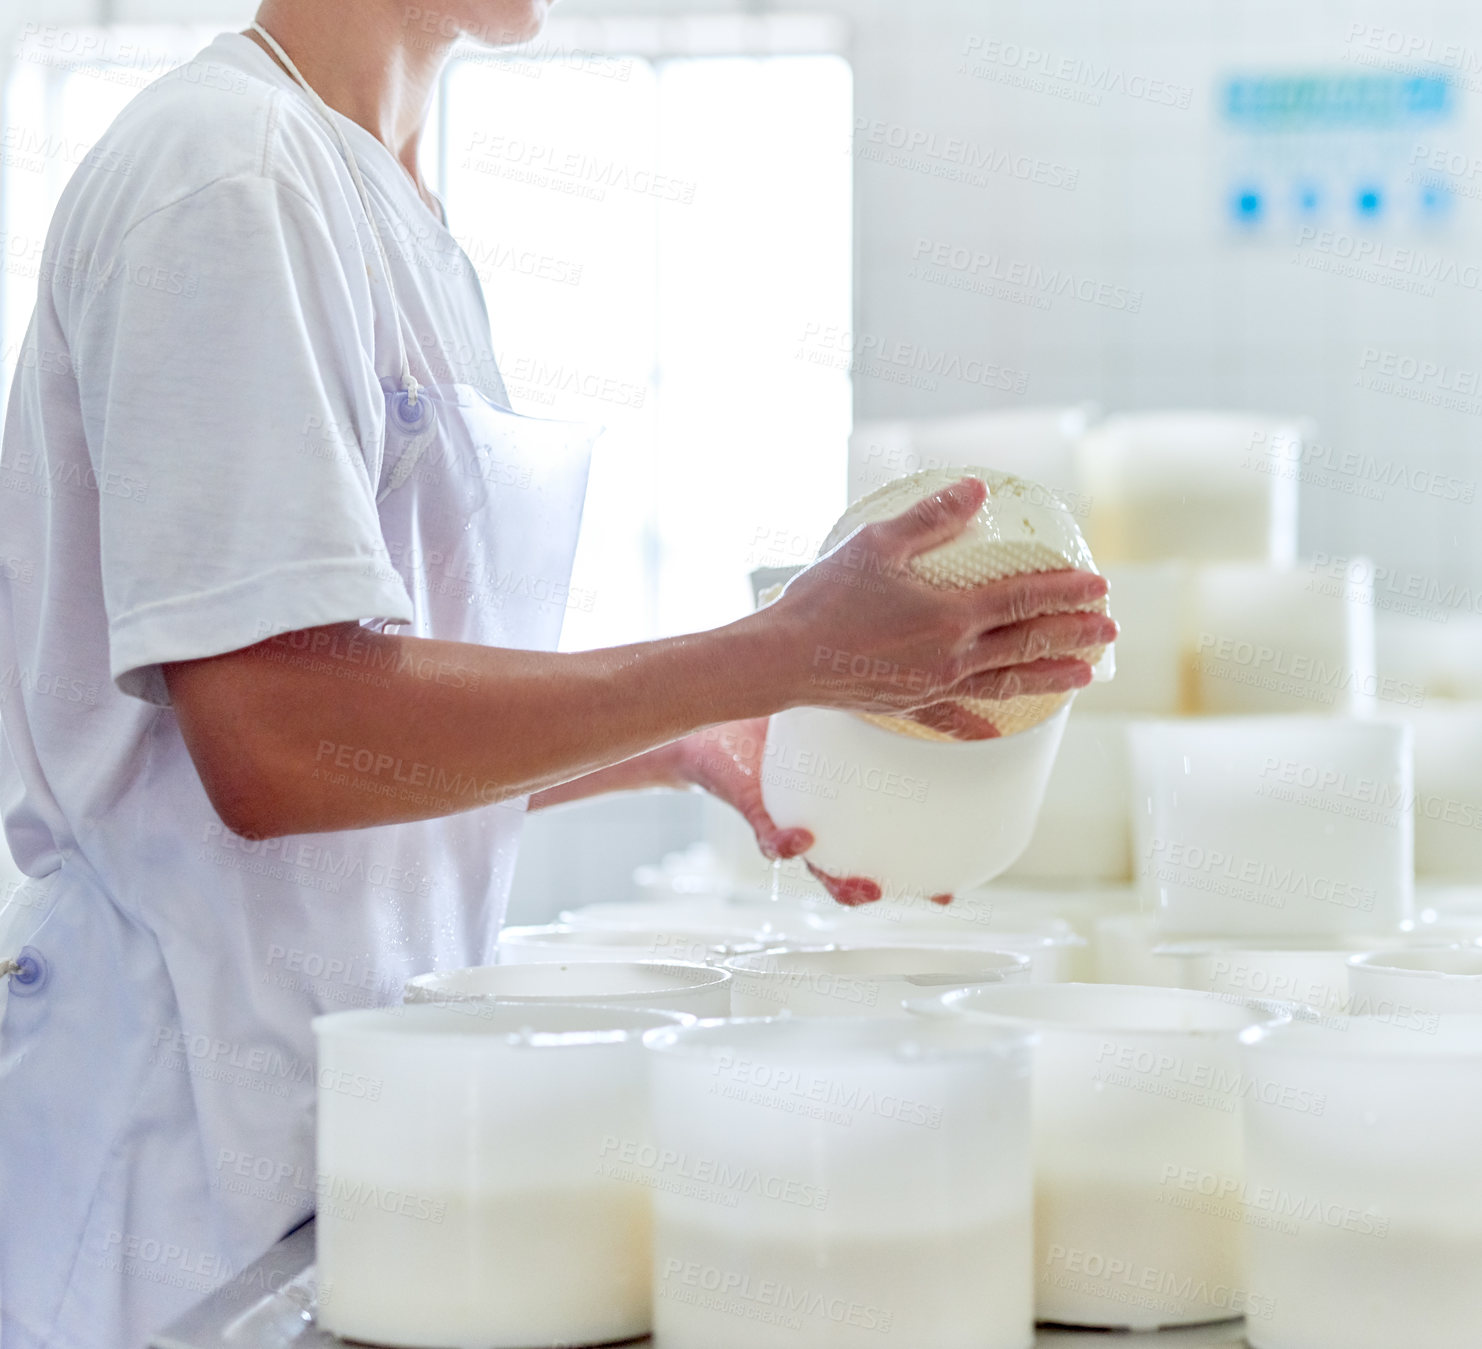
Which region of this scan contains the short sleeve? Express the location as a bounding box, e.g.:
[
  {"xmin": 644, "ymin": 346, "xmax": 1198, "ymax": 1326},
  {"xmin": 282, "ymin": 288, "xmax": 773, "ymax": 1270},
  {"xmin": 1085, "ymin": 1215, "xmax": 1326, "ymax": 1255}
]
[{"xmin": 70, "ymin": 174, "xmax": 414, "ymax": 705}]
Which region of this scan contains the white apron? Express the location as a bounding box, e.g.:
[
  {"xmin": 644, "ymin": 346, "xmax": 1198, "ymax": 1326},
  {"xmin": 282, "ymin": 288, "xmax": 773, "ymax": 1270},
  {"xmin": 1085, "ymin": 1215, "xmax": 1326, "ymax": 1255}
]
[
  {"xmin": 0, "ymin": 386, "xmax": 594, "ymax": 1349},
  {"xmin": 0, "ymin": 30, "xmax": 595, "ymax": 1348}
]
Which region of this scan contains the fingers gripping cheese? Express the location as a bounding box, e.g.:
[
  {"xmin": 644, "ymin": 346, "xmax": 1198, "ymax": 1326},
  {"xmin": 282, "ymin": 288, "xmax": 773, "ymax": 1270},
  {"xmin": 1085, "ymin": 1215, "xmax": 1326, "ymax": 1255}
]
[{"xmin": 818, "ymin": 468, "xmax": 1114, "ymax": 740}]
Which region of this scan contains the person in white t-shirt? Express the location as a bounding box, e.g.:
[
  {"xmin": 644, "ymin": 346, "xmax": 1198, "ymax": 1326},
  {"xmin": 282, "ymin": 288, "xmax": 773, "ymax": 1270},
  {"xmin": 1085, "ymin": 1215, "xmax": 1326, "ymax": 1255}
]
[{"xmin": 0, "ymin": 2, "xmax": 1113, "ymax": 1345}]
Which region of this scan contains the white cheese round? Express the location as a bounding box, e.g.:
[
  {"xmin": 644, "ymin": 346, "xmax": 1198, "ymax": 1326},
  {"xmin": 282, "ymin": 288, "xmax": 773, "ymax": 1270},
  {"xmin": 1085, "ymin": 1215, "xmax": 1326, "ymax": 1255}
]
[{"xmin": 818, "ymin": 467, "xmax": 1113, "ymax": 739}]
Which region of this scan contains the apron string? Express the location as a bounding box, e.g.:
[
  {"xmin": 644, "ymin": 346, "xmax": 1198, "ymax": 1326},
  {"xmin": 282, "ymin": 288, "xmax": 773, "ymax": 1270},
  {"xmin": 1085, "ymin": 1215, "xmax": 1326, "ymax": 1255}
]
[{"xmin": 249, "ymin": 21, "xmax": 422, "ymax": 413}]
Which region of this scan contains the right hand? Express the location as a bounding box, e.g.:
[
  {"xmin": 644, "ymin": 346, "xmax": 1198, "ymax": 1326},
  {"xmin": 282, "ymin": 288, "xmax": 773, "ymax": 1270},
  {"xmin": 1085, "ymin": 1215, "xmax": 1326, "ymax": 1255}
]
[{"xmin": 762, "ymin": 477, "xmax": 1115, "ymax": 741}]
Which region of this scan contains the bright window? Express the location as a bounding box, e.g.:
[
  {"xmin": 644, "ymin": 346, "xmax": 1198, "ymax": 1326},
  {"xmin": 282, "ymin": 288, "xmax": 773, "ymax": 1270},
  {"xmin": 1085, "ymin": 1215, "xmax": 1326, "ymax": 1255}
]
[{"xmin": 0, "ymin": 24, "xmax": 854, "ymax": 651}]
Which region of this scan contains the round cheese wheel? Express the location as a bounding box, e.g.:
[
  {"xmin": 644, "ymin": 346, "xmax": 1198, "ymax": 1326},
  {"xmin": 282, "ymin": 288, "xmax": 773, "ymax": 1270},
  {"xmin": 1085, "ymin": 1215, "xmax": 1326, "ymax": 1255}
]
[{"xmin": 818, "ymin": 467, "xmax": 1113, "ymax": 740}]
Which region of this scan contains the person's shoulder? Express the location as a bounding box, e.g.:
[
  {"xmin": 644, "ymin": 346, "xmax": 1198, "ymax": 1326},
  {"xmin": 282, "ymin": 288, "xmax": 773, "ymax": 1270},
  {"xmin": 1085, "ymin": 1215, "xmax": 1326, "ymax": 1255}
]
[{"xmin": 54, "ymin": 34, "xmax": 350, "ymax": 243}]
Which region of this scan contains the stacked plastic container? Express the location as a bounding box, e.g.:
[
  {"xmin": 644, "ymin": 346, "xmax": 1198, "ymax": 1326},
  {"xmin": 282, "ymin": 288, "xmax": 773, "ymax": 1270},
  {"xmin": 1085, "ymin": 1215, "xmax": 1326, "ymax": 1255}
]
[
  {"xmin": 315, "ymin": 1003, "xmax": 689, "ymax": 1348},
  {"xmin": 645, "ymin": 1017, "xmax": 1037, "ymax": 1349},
  {"xmin": 1064, "ymin": 409, "xmax": 1480, "ymax": 1342},
  {"xmin": 822, "ymin": 407, "xmax": 1482, "ymax": 1339},
  {"xmin": 968, "ymin": 411, "xmax": 1406, "ymax": 987},
  {"xmin": 309, "ymin": 405, "xmax": 1482, "ymax": 1347}
]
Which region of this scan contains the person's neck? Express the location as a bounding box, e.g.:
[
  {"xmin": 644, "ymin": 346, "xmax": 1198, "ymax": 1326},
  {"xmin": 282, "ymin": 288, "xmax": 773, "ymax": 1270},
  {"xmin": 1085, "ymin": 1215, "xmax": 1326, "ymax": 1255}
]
[{"xmin": 245, "ymin": 0, "xmax": 454, "ymax": 193}]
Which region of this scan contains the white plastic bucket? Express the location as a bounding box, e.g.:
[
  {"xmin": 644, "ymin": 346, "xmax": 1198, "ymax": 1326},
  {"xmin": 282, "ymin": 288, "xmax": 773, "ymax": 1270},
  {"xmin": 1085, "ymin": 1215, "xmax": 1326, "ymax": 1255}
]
[
  {"xmin": 314, "ymin": 1002, "xmax": 687, "ymax": 1348},
  {"xmin": 1091, "ymin": 914, "xmax": 1182, "ymax": 987},
  {"xmin": 1002, "ymin": 713, "xmax": 1133, "ymax": 884},
  {"xmin": 499, "ymin": 923, "xmax": 764, "ymax": 968},
  {"xmin": 1241, "ymin": 1015, "xmax": 1482, "ymax": 1348},
  {"xmin": 1075, "ymin": 411, "xmax": 1300, "ymax": 565},
  {"xmin": 724, "ymin": 944, "xmax": 1030, "ymax": 1017},
  {"xmin": 404, "ymin": 960, "xmax": 732, "ymax": 1018},
  {"xmin": 915, "ymin": 982, "xmax": 1289, "ymax": 1329},
  {"xmin": 760, "ymin": 703, "xmax": 1070, "ymax": 901},
  {"xmin": 808, "ymin": 905, "xmax": 1086, "ymax": 982},
  {"xmin": 1157, "ymin": 939, "xmax": 1379, "ymax": 1016},
  {"xmin": 562, "ymin": 897, "xmax": 828, "ymax": 946},
  {"xmin": 1074, "ymin": 561, "xmax": 1186, "ymax": 716},
  {"xmin": 1129, "ymin": 717, "xmax": 1413, "ymax": 938},
  {"xmin": 644, "ymin": 1015, "xmax": 1036, "ymax": 1349},
  {"xmin": 1347, "ymin": 946, "xmax": 1482, "ymax": 1020},
  {"xmin": 1184, "ymin": 561, "xmax": 1375, "ymax": 716}
]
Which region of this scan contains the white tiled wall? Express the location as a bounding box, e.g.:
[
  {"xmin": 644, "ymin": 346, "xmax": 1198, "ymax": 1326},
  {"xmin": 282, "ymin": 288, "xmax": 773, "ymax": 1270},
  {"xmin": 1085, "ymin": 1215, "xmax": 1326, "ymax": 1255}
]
[{"xmin": 836, "ymin": 0, "xmax": 1482, "ymax": 599}]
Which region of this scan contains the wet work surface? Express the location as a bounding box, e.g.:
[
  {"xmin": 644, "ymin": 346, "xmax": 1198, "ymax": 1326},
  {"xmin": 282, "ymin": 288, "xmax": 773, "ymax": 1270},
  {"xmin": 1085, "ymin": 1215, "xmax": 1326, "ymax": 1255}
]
[{"xmin": 151, "ymin": 1220, "xmax": 1254, "ymax": 1348}]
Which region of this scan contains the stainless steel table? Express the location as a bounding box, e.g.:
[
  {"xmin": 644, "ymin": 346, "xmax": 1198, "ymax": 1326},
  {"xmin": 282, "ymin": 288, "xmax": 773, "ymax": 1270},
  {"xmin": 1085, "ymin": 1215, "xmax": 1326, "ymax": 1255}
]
[{"xmin": 151, "ymin": 1220, "xmax": 1251, "ymax": 1348}]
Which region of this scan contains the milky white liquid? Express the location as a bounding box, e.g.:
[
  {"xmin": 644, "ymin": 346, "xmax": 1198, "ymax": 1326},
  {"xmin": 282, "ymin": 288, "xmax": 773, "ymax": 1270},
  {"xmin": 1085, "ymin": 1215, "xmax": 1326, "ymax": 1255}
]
[
  {"xmin": 651, "ymin": 1216, "xmax": 1033, "ymax": 1349},
  {"xmin": 1036, "ymin": 1177, "xmax": 1243, "ymax": 1329},
  {"xmin": 317, "ymin": 1185, "xmax": 651, "ymax": 1348},
  {"xmin": 1247, "ymin": 1224, "xmax": 1482, "ymax": 1349}
]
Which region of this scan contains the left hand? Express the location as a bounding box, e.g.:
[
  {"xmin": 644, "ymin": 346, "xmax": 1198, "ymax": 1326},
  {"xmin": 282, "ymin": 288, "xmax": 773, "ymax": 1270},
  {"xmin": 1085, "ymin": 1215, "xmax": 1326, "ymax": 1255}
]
[
  {"xmin": 671, "ymin": 719, "xmax": 811, "ymax": 862},
  {"xmin": 672, "ymin": 719, "xmax": 884, "ymax": 907},
  {"xmin": 534, "ymin": 719, "xmax": 892, "ymax": 907}
]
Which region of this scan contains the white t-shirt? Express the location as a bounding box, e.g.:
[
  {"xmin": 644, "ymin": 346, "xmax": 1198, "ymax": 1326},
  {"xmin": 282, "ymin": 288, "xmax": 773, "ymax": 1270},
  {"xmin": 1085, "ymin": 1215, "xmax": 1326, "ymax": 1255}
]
[
  {"xmin": 0, "ymin": 33, "xmax": 530, "ymax": 1347},
  {"xmin": 1, "ymin": 28, "xmax": 514, "ymax": 866},
  {"xmin": 12, "ymin": 32, "xmax": 510, "ymax": 711}
]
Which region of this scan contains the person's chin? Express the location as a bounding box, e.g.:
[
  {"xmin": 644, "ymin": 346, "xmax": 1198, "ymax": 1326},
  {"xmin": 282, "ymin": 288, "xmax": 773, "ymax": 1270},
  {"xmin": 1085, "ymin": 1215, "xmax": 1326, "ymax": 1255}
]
[{"xmin": 474, "ymin": 12, "xmax": 545, "ymax": 48}]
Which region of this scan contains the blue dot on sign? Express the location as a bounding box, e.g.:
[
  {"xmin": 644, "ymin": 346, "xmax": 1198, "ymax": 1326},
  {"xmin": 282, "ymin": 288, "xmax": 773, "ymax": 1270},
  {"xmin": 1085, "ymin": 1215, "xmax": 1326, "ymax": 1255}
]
[
  {"xmin": 1356, "ymin": 186, "xmax": 1382, "ymax": 216},
  {"xmin": 1297, "ymin": 183, "xmax": 1320, "ymax": 213},
  {"xmin": 1232, "ymin": 187, "xmax": 1262, "ymax": 222},
  {"xmin": 1421, "ymin": 184, "xmax": 1451, "ymax": 215}
]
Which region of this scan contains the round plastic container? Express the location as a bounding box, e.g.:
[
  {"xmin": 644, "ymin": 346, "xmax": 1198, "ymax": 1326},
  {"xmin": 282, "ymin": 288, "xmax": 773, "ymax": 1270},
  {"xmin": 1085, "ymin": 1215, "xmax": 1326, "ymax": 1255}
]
[
  {"xmin": 1157, "ymin": 938, "xmax": 1380, "ymax": 1016},
  {"xmin": 963, "ymin": 883, "xmax": 1139, "ymax": 938},
  {"xmin": 808, "ymin": 904, "xmax": 1086, "ymax": 982},
  {"xmin": 1184, "ymin": 562, "xmax": 1375, "ymax": 717},
  {"xmin": 499, "ymin": 923, "xmax": 765, "ymax": 968},
  {"xmin": 941, "ymin": 884, "xmax": 1135, "ymax": 981},
  {"xmin": 404, "ymin": 960, "xmax": 732, "ymax": 1018},
  {"xmin": 724, "ymin": 944, "xmax": 1031, "ymax": 1017},
  {"xmin": 760, "ymin": 702, "xmax": 1070, "ymax": 901},
  {"xmin": 1001, "ymin": 713, "xmax": 1134, "ymax": 883},
  {"xmin": 1091, "ymin": 914, "xmax": 1182, "ymax": 987},
  {"xmin": 1129, "ymin": 717, "xmax": 1414, "ymax": 939},
  {"xmin": 1383, "ymin": 701, "xmax": 1482, "ymax": 879},
  {"xmin": 561, "ymin": 897, "xmax": 829, "ymax": 946},
  {"xmin": 1240, "ymin": 1015, "xmax": 1482, "ymax": 1348},
  {"xmin": 914, "ymin": 982, "xmax": 1289, "ymax": 1329},
  {"xmin": 314, "ymin": 1002, "xmax": 688, "ymax": 1348},
  {"xmin": 1073, "ymin": 562, "xmax": 1186, "ymax": 716},
  {"xmin": 644, "ymin": 1016, "xmax": 1036, "ymax": 1349},
  {"xmin": 1075, "ymin": 411, "xmax": 1300, "ymax": 566},
  {"xmin": 1412, "ymin": 882, "xmax": 1482, "ymax": 942},
  {"xmin": 1347, "ymin": 947, "xmax": 1482, "ymax": 1020}
]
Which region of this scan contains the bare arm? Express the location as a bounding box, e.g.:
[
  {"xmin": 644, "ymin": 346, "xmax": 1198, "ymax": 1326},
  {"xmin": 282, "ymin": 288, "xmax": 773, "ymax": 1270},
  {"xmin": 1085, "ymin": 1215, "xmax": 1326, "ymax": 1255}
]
[
  {"xmin": 527, "ymin": 743, "xmax": 691, "ymax": 811},
  {"xmin": 164, "ymin": 618, "xmax": 787, "ymax": 838},
  {"xmin": 164, "ymin": 479, "xmax": 1112, "ymax": 840}
]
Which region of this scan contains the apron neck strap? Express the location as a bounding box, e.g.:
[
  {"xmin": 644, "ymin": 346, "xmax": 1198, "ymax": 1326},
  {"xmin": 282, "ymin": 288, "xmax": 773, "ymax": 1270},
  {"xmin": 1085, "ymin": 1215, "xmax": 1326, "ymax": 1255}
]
[{"xmin": 249, "ymin": 21, "xmax": 422, "ymax": 410}]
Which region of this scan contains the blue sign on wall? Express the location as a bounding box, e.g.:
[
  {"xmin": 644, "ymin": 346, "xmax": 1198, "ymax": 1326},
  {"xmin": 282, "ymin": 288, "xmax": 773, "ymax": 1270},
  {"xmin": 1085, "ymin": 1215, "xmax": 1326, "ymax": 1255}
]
[
  {"xmin": 1224, "ymin": 74, "xmax": 1452, "ymax": 128},
  {"xmin": 1220, "ymin": 71, "xmax": 1458, "ymax": 231}
]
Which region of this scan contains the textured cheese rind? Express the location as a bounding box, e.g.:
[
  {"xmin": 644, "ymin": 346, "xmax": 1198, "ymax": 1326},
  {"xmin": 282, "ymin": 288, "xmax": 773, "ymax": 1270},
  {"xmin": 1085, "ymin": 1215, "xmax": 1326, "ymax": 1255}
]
[{"xmin": 819, "ymin": 468, "xmax": 1112, "ymax": 741}]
